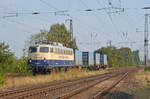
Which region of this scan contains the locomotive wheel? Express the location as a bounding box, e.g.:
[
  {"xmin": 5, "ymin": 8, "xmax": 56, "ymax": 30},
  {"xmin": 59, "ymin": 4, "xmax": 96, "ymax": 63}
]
[
  {"xmin": 64, "ymin": 67, "xmax": 68, "ymax": 72},
  {"xmin": 32, "ymin": 69, "xmax": 37, "ymax": 76},
  {"xmin": 47, "ymin": 69, "xmax": 51, "ymax": 74}
]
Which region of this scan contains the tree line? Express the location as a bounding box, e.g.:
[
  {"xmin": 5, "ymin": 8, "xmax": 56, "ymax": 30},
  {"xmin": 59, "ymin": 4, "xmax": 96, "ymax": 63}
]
[{"xmin": 95, "ymin": 46, "xmax": 140, "ymax": 67}]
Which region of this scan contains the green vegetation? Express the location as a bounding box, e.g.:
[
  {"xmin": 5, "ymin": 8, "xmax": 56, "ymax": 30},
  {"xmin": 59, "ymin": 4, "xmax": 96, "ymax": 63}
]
[
  {"xmin": 0, "ymin": 73, "xmax": 5, "ymax": 87},
  {"xmin": 0, "ymin": 42, "xmax": 13, "ymax": 86},
  {"xmin": 144, "ymin": 66, "xmax": 150, "ymax": 72},
  {"xmin": 3, "ymin": 68, "xmax": 108, "ymax": 89},
  {"xmin": 95, "ymin": 46, "xmax": 140, "ymax": 67},
  {"xmin": 134, "ymin": 78, "xmax": 150, "ymax": 99},
  {"xmin": 0, "ymin": 42, "xmax": 30, "ymax": 87},
  {"xmin": 134, "ymin": 86, "xmax": 150, "ymax": 99},
  {"xmin": 134, "ymin": 69, "xmax": 150, "ymax": 99}
]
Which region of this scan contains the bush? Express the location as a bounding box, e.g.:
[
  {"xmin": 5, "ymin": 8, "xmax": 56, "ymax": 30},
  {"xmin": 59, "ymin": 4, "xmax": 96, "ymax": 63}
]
[
  {"xmin": 144, "ymin": 66, "xmax": 150, "ymax": 72},
  {"xmin": 83, "ymin": 68, "xmax": 90, "ymax": 72},
  {"xmin": 0, "ymin": 67, "xmax": 6, "ymax": 87},
  {"xmin": 14, "ymin": 58, "xmax": 32, "ymax": 75},
  {"xmin": 0, "ymin": 73, "xmax": 5, "ymax": 87}
]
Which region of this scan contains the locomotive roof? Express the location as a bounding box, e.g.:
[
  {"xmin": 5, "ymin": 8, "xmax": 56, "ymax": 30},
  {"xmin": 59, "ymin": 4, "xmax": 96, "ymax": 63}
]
[{"xmin": 31, "ymin": 43, "xmax": 73, "ymax": 50}]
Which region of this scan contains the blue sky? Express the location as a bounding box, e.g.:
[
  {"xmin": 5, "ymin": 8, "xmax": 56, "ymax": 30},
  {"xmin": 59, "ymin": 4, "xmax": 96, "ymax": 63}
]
[{"xmin": 0, "ymin": 0, "xmax": 150, "ymax": 59}]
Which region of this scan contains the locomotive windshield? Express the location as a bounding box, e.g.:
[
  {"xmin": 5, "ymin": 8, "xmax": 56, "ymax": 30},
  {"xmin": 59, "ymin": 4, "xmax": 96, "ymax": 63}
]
[
  {"xmin": 40, "ymin": 47, "xmax": 49, "ymax": 53},
  {"xmin": 29, "ymin": 47, "xmax": 37, "ymax": 53}
]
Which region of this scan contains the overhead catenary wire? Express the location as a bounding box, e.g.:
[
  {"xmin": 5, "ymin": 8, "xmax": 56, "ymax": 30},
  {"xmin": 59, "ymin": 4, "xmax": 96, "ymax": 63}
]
[
  {"xmin": 0, "ymin": 6, "xmax": 38, "ymax": 34},
  {"xmin": 0, "ymin": 18, "xmax": 36, "ymax": 34},
  {"xmin": 3, "ymin": 18, "xmax": 39, "ymax": 31},
  {"xmin": 39, "ymin": 0, "xmax": 59, "ymax": 10},
  {"xmin": 0, "ymin": 5, "xmax": 139, "ymax": 44},
  {"xmin": 96, "ymin": 0, "xmax": 126, "ymax": 41},
  {"xmin": 78, "ymin": 0, "xmax": 119, "ymax": 40},
  {"xmin": 38, "ymin": 0, "xmax": 115, "ymax": 45},
  {"xmin": 0, "ymin": 7, "xmax": 144, "ymax": 18}
]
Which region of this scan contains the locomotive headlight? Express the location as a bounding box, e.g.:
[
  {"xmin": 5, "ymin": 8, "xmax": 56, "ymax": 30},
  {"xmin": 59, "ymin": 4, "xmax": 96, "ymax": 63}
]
[
  {"xmin": 44, "ymin": 58, "xmax": 46, "ymax": 62},
  {"xmin": 29, "ymin": 58, "xmax": 32, "ymax": 63}
]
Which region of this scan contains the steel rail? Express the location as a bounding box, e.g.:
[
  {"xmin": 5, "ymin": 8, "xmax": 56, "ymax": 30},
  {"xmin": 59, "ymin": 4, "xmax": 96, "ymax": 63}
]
[
  {"xmin": 1, "ymin": 72, "xmax": 122, "ymax": 99},
  {"xmin": 56, "ymin": 72, "xmax": 126, "ymax": 99},
  {"xmin": 0, "ymin": 71, "xmax": 115, "ymax": 97},
  {"xmin": 1, "ymin": 68, "xmax": 137, "ymax": 99},
  {"xmin": 91, "ymin": 72, "xmax": 129, "ymax": 99}
]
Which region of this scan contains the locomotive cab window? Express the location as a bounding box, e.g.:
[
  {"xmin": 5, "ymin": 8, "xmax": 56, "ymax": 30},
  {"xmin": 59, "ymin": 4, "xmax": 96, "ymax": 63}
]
[
  {"xmin": 50, "ymin": 48, "xmax": 53, "ymax": 53},
  {"xmin": 40, "ymin": 47, "xmax": 49, "ymax": 53},
  {"xmin": 29, "ymin": 47, "xmax": 37, "ymax": 53},
  {"xmin": 71, "ymin": 51, "xmax": 73, "ymax": 55},
  {"xmin": 58, "ymin": 48, "xmax": 61, "ymax": 54}
]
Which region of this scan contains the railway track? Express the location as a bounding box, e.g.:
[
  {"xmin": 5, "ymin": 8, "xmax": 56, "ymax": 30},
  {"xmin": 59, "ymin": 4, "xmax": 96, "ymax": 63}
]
[
  {"xmin": 90, "ymin": 72, "xmax": 129, "ymax": 99},
  {"xmin": 0, "ymin": 68, "xmax": 137, "ymax": 99},
  {"xmin": 57, "ymin": 72, "xmax": 128, "ymax": 99},
  {"xmin": 0, "ymin": 71, "xmax": 117, "ymax": 98}
]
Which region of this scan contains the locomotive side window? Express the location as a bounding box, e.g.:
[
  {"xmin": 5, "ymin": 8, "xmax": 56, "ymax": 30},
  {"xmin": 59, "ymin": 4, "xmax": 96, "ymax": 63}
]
[
  {"xmin": 66, "ymin": 50, "xmax": 68, "ymax": 55},
  {"xmin": 55, "ymin": 48, "xmax": 57, "ymax": 54},
  {"xmin": 57, "ymin": 48, "xmax": 59, "ymax": 54},
  {"xmin": 63, "ymin": 50, "xmax": 65, "ymax": 55},
  {"xmin": 54, "ymin": 48, "xmax": 57, "ymax": 54},
  {"xmin": 54, "ymin": 48, "xmax": 56, "ymax": 53},
  {"xmin": 29, "ymin": 47, "xmax": 37, "ymax": 53},
  {"xmin": 40, "ymin": 47, "xmax": 49, "ymax": 53},
  {"xmin": 58, "ymin": 48, "xmax": 60, "ymax": 54},
  {"xmin": 61, "ymin": 49, "xmax": 63, "ymax": 54},
  {"xmin": 50, "ymin": 47, "xmax": 53, "ymax": 53}
]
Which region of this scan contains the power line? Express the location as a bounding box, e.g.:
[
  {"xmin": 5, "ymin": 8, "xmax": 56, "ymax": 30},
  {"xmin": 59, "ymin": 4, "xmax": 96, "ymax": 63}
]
[
  {"xmin": 0, "ymin": 18, "xmax": 36, "ymax": 34},
  {"xmin": 39, "ymin": 0, "xmax": 59, "ymax": 10},
  {"xmin": 79, "ymin": 0, "xmax": 118, "ymax": 40},
  {"xmin": 3, "ymin": 18, "xmax": 38, "ymax": 30},
  {"xmin": 96, "ymin": 0, "xmax": 124, "ymax": 38},
  {"xmin": 95, "ymin": 0, "xmax": 123, "ymax": 40},
  {"xmin": 0, "ymin": 7, "xmax": 143, "ymax": 17}
]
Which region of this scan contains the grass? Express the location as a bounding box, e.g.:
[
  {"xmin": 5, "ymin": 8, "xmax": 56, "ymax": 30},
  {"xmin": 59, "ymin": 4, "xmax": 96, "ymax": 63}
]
[
  {"xmin": 134, "ymin": 86, "xmax": 150, "ymax": 99},
  {"xmin": 144, "ymin": 66, "xmax": 150, "ymax": 72},
  {"xmin": 134, "ymin": 68, "xmax": 150, "ymax": 99},
  {"xmin": 134, "ymin": 69, "xmax": 150, "ymax": 86},
  {"xmin": 0, "ymin": 68, "xmax": 108, "ymax": 90}
]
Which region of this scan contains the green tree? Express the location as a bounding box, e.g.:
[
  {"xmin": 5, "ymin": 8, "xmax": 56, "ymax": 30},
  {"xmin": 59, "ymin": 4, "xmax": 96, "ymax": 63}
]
[
  {"xmin": 133, "ymin": 50, "xmax": 140, "ymax": 66},
  {"xmin": 0, "ymin": 42, "xmax": 14, "ymax": 72},
  {"xmin": 0, "ymin": 42, "xmax": 14, "ymax": 86},
  {"xmin": 0, "ymin": 42, "xmax": 31, "ymax": 87},
  {"xmin": 24, "ymin": 23, "xmax": 78, "ymax": 56},
  {"xmin": 95, "ymin": 46, "xmax": 140, "ymax": 68},
  {"xmin": 47, "ymin": 23, "xmax": 78, "ymax": 49}
]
